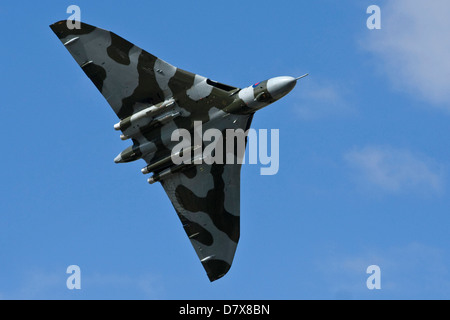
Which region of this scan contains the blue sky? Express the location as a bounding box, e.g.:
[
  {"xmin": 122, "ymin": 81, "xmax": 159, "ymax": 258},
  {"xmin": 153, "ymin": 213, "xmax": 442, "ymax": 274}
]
[{"xmin": 1, "ymin": 0, "xmax": 450, "ymax": 299}]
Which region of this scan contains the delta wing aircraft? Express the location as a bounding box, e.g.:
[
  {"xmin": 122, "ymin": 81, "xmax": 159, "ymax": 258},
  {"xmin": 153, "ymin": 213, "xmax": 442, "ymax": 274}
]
[{"xmin": 50, "ymin": 20, "xmax": 306, "ymax": 281}]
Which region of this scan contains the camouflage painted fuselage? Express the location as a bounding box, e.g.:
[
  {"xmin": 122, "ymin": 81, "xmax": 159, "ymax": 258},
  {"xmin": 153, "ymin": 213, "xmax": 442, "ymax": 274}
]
[{"xmin": 50, "ymin": 20, "xmax": 299, "ymax": 281}]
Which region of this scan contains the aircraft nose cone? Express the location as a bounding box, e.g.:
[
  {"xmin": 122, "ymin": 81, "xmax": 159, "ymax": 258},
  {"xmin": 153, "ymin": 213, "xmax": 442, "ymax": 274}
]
[{"xmin": 267, "ymin": 76, "xmax": 297, "ymax": 100}]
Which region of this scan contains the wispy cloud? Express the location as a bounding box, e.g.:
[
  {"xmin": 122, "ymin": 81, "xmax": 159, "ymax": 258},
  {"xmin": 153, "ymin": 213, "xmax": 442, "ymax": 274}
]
[
  {"xmin": 293, "ymin": 78, "xmax": 354, "ymax": 120},
  {"xmin": 317, "ymin": 242, "xmax": 450, "ymax": 299},
  {"xmin": 344, "ymin": 145, "xmax": 444, "ymax": 194},
  {"xmin": 85, "ymin": 272, "xmax": 162, "ymax": 299},
  {"xmin": 363, "ymin": 0, "xmax": 450, "ymax": 110},
  {"xmin": 0, "ymin": 269, "xmax": 162, "ymax": 300}
]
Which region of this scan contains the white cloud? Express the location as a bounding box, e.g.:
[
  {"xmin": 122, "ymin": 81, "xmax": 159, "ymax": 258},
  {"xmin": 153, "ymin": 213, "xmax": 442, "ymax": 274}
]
[
  {"xmin": 0, "ymin": 269, "xmax": 161, "ymax": 299},
  {"xmin": 8, "ymin": 270, "xmax": 62, "ymax": 300},
  {"xmin": 344, "ymin": 145, "xmax": 444, "ymax": 194},
  {"xmin": 318, "ymin": 242, "xmax": 450, "ymax": 298},
  {"xmin": 364, "ymin": 0, "xmax": 450, "ymax": 110},
  {"xmin": 86, "ymin": 272, "xmax": 161, "ymax": 298},
  {"xmin": 293, "ymin": 79, "xmax": 354, "ymax": 120}
]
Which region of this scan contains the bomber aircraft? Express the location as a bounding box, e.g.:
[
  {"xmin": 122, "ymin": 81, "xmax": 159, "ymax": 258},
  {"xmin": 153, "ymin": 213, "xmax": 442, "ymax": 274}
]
[{"xmin": 50, "ymin": 20, "xmax": 306, "ymax": 281}]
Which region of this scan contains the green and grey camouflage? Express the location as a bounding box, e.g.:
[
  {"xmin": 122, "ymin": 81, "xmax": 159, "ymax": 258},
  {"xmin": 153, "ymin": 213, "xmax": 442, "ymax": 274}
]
[{"xmin": 50, "ymin": 20, "xmax": 304, "ymax": 281}]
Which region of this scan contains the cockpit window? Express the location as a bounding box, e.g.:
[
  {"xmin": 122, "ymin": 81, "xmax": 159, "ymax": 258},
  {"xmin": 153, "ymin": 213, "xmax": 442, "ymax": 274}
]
[
  {"xmin": 255, "ymin": 92, "xmax": 270, "ymax": 102},
  {"xmin": 206, "ymin": 79, "xmax": 237, "ymax": 92}
]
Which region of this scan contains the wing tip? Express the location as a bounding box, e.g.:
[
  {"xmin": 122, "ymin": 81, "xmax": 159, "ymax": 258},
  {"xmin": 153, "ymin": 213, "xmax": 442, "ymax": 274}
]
[
  {"xmin": 49, "ymin": 20, "xmax": 96, "ymax": 39},
  {"xmin": 202, "ymin": 259, "xmax": 232, "ymax": 282},
  {"xmin": 49, "ymin": 20, "xmax": 64, "ymax": 33}
]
